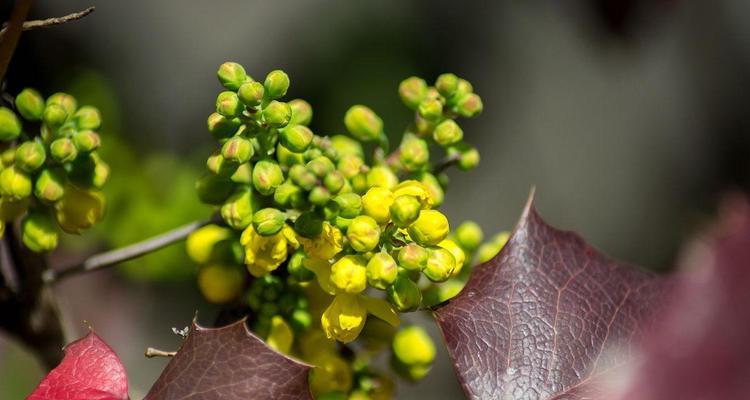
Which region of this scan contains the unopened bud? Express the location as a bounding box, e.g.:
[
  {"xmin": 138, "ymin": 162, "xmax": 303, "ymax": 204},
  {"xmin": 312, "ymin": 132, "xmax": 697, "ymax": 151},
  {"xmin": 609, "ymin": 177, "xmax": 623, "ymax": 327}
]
[
  {"xmin": 195, "ymin": 173, "xmax": 233, "ymax": 205},
  {"xmin": 73, "ymin": 106, "xmax": 102, "ymax": 130},
  {"xmin": 390, "ymin": 195, "xmax": 421, "ymax": 228},
  {"xmin": 0, "ymin": 107, "xmax": 21, "ymax": 141},
  {"xmin": 344, "ymin": 105, "xmax": 383, "ymax": 142},
  {"xmin": 0, "ymin": 166, "xmax": 31, "ymax": 200},
  {"xmin": 287, "ymin": 250, "xmax": 315, "ymax": 282},
  {"xmin": 34, "ymin": 168, "xmax": 66, "ymax": 203},
  {"xmin": 289, "ymin": 99, "xmax": 313, "ymax": 126},
  {"xmin": 221, "ymin": 136, "xmax": 254, "ymax": 164},
  {"xmin": 334, "ymin": 192, "xmax": 362, "ymax": 219},
  {"xmin": 42, "ymin": 104, "xmax": 68, "ymax": 128},
  {"xmin": 216, "ymin": 91, "xmax": 243, "ymax": 118},
  {"xmin": 280, "ymin": 125, "xmax": 313, "ymax": 153},
  {"xmin": 454, "ymin": 221, "xmax": 483, "ymax": 252},
  {"xmin": 391, "ymin": 325, "xmax": 435, "ymax": 381},
  {"xmin": 207, "ymin": 112, "xmax": 241, "ymax": 141},
  {"xmin": 276, "ymin": 143, "xmax": 305, "ymax": 166},
  {"xmin": 252, "ymin": 159, "xmax": 284, "ymax": 195},
  {"xmin": 337, "ymin": 154, "xmax": 364, "ymax": 178},
  {"xmin": 423, "ymin": 246, "xmax": 455, "ymax": 282},
  {"xmin": 238, "ymin": 81, "xmax": 264, "ymax": 107},
  {"xmin": 21, "ymin": 212, "xmax": 58, "ymax": 253},
  {"xmin": 73, "ymin": 130, "xmax": 101, "ymax": 153},
  {"xmin": 408, "ymin": 210, "xmax": 449, "ymax": 246},
  {"xmin": 435, "ymin": 73, "xmax": 459, "ymax": 98},
  {"xmin": 454, "ymin": 93, "xmax": 483, "ymax": 118},
  {"xmin": 50, "ymin": 137, "xmax": 78, "ymax": 163},
  {"xmin": 433, "ymin": 119, "xmax": 463, "ymax": 146},
  {"xmin": 289, "ymin": 164, "xmax": 316, "ymax": 191},
  {"xmin": 306, "ymin": 156, "xmax": 335, "ymax": 178},
  {"xmin": 330, "ymin": 135, "xmax": 363, "ymax": 158},
  {"xmin": 206, "ymin": 152, "xmax": 238, "ymax": 177},
  {"xmin": 323, "ymin": 171, "xmax": 346, "ymax": 194},
  {"xmin": 346, "ymin": 215, "xmax": 380, "ymax": 252},
  {"xmin": 387, "ymin": 275, "xmax": 422, "ymax": 312},
  {"xmin": 294, "ymin": 211, "xmax": 323, "ymax": 238},
  {"xmin": 46, "ymin": 93, "xmax": 77, "ymax": 116},
  {"xmin": 252, "ymin": 207, "xmax": 287, "ymax": 236},
  {"xmin": 217, "ymin": 62, "xmax": 248, "ymax": 91},
  {"xmin": 221, "ymin": 187, "xmax": 259, "ymax": 229},
  {"xmin": 398, "ymin": 77, "xmax": 428, "ymax": 109},
  {"xmin": 15, "ymin": 140, "xmax": 46, "ymax": 172},
  {"xmin": 417, "ymin": 98, "xmax": 442, "ymax": 121},
  {"xmin": 15, "ymin": 89, "xmax": 45, "ymax": 121},
  {"xmin": 263, "ymin": 100, "xmax": 292, "ymax": 128},
  {"xmin": 398, "ymin": 135, "xmax": 429, "ymax": 172},
  {"xmin": 273, "ymin": 180, "xmax": 303, "ymax": 208},
  {"xmin": 264, "ymin": 70, "xmax": 290, "ymax": 100},
  {"xmin": 398, "ymin": 243, "xmax": 429, "ymax": 271},
  {"xmin": 366, "ymin": 166, "xmax": 398, "ymax": 190},
  {"xmin": 308, "ymin": 186, "xmax": 331, "ymax": 206},
  {"xmin": 367, "ymin": 252, "xmax": 398, "ymax": 290},
  {"xmin": 331, "ymin": 255, "xmax": 367, "ymax": 294}
]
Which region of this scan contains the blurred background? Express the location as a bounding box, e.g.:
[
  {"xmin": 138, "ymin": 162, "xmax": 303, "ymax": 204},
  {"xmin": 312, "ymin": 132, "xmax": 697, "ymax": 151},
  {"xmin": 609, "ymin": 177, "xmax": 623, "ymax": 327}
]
[{"xmin": 1, "ymin": 0, "xmax": 750, "ymax": 398}]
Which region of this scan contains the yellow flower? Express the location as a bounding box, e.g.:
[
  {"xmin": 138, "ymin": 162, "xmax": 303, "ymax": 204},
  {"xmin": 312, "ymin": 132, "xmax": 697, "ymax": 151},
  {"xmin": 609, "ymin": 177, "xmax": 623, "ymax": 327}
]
[
  {"xmin": 186, "ymin": 224, "xmax": 233, "ymax": 264},
  {"xmin": 241, "ymin": 224, "xmax": 297, "ymax": 277},
  {"xmin": 438, "ymin": 239, "xmax": 466, "ymax": 277},
  {"xmin": 298, "ymin": 221, "xmax": 343, "ymax": 260},
  {"xmin": 54, "ymin": 184, "xmax": 105, "ymax": 234},
  {"xmin": 266, "ymin": 316, "xmax": 294, "ymax": 355},
  {"xmin": 197, "ymin": 264, "xmax": 244, "ymax": 304},
  {"xmin": 330, "ymin": 255, "xmax": 367, "ymax": 294},
  {"xmin": 408, "ymin": 209, "xmax": 449, "ymax": 246},
  {"xmin": 362, "ymin": 186, "xmax": 394, "ymax": 224},
  {"xmin": 321, "ymin": 293, "xmax": 399, "ymax": 343},
  {"xmin": 393, "ymin": 180, "xmax": 433, "ymax": 209}
]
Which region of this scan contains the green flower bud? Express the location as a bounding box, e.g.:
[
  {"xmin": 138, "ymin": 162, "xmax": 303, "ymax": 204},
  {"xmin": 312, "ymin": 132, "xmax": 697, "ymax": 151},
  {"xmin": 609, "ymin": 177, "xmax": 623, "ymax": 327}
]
[
  {"xmin": 279, "ymin": 125, "xmax": 313, "ymax": 152},
  {"xmin": 273, "ymin": 180, "xmax": 304, "ymax": 208},
  {"xmin": 390, "ymin": 195, "xmax": 421, "ymax": 228},
  {"xmin": 252, "ymin": 159, "xmax": 284, "ymax": 195},
  {"xmin": 73, "ymin": 130, "xmax": 101, "ymax": 153},
  {"xmin": 433, "ymin": 119, "xmax": 463, "ymax": 146},
  {"xmin": 50, "ymin": 137, "xmax": 78, "ymax": 163},
  {"xmin": 454, "ymin": 221, "xmax": 483, "ymax": 252},
  {"xmin": 476, "ymin": 231, "xmax": 510, "ymax": 264},
  {"xmin": 73, "ymin": 106, "xmax": 102, "ymax": 130},
  {"xmin": 206, "ymin": 152, "xmax": 238, "ymax": 177},
  {"xmin": 398, "ymin": 76, "xmax": 428, "ymax": 109},
  {"xmin": 331, "ymin": 255, "xmax": 367, "ymax": 294},
  {"xmin": 15, "ymin": 89, "xmax": 45, "ymax": 121},
  {"xmin": 0, "ymin": 166, "xmax": 31, "ymax": 200},
  {"xmin": 207, "ymin": 112, "xmax": 241, "ymax": 141},
  {"xmin": 289, "ymin": 164, "xmax": 316, "ymax": 191},
  {"xmin": 398, "ymin": 135, "xmax": 429, "ymax": 172},
  {"xmin": 289, "ymin": 99, "xmax": 313, "ymax": 126},
  {"xmin": 346, "ymin": 215, "xmax": 380, "ymax": 252},
  {"xmin": 34, "ymin": 168, "xmax": 66, "ymax": 203},
  {"xmin": 21, "ymin": 212, "xmax": 58, "ymax": 253},
  {"xmin": 387, "ymin": 275, "xmax": 422, "ymax": 312},
  {"xmin": 306, "ymin": 156, "xmax": 335, "ymax": 178},
  {"xmin": 454, "ymin": 78, "xmax": 473, "ymax": 99},
  {"xmin": 330, "ymin": 135, "xmax": 363, "ymax": 158},
  {"xmin": 198, "ymin": 264, "xmax": 244, "ymax": 304},
  {"xmin": 66, "ymin": 153, "xmax": 108, "ymax": 189},
  {"xmin": 195, "ymin": 173, "xmax": 233, "ymax": 205},
  {"xmin": 334, "ymin": 192, "xmax": 362, "ymax": 219},
  {"xmin": 334, "ymin": 216, "xmax": 353, "ymax": 231},
  {"xmin": 423, "ymin": 246, "xmax": 455, "ymax": 282},
  {"xmin": 435, "ymin": 73, "xmax": 459, "ymax": 98},
  {"xmin": 350, "ymin": 173, "xmax": 368, "ymax": 194},
  {"xmin": 46, "ymin": 93, "xmax": 77, "ymax": 116},
  {"xmin": 230, "ymin": 162, "xmax": 252, "ymax": 184},
  {"xmin": 417, "ymin": 172, "xmax": 443, "ymax": 207},
  {"xmin": 221, "ymin": 136, "xmax": 254, "ymax": 164},
  {"xmin": 217, "ymin": 62, "xmax": 247, "ymax": 91},
  {"xmin": 276, "ymin": 143, "xmax": 305, "ymax": 166},
  {"xmin": 264, "ymin": 70, "xmax": 290, "ymax": 100},
  {"xmin": 448, "ymin": 143, "xmax": 479, "ymax": 171},
  {"xmin": 0, "ymin": 107, "xmax": 22, "ymax": 141},
  {"xmin": 308, "ymin": 186, "xmax": 331, "ymax": 206},
  {"xmin": 216, "ymin": 91, "xmax": 243, "ymax": 118},
  {"xmin": 15, "ymin": 140, "xmax": 46, "ymax": 172},
  {"xmin": 366, "ymin": 166, "xmax": 398, "ymax": 190},
  {"xmin": 294, "ymin": 212, "xmax": 324, "ymax": 238},
  {"xmin": 344, "ymin": 105, "xmax": 383, "ymax": 142},
  {"xmin": 252, "ymin": 207, "xmax": 287, "ymax": 236},
  {"xmin": 454, "ymin": 93, "xmax": 483, "ymax": 118},
  {"xmin": 417, "ymin": 98, "xmax": 442, "ymax": 121},
  {"xmin": 391, "ymin": 325, "xmax": 435, "ymax": 381},
  {"xmin": 304, "ymin": 147, "xmax": 323, "ymax": 161},
  {"xmin": 90, "ymin": 157, "xmax": 110, "ymax": 190},
  {"xmin": 366, "ymin": 252, "xmax": 398, "ymax": 290},
  {"xmin": 408, "ymin": 210, "xmax": 449, "ymax": 246},
  {"xmin": 238, "ymin": 81, "xmax": 264, "ymax": 107},
  {"xmin": 263, "ymin": 100, "xmax": 292, "ymax": 128},
  {"xmin": 42, "ymin": 104, "xmax": 68, "ymax": 128},
  {"xmin": 287, "ymin": 250, "xmax": 315, "ymax": 282},
  {"xmin": 289, "ymin": 309, "xmax": 313, "ymax": 333},
  {"xmin": 323, "ymin": 171, "xmax": 345, "ymax": 194},
  {"xmin": 398, "ymin": 242, "xmax": 429, "ymax": 271},
  {"xmin": 336, "ymin": 154, "xmax": 364, "ymax": 178},
  {"xmin": 221, "ymin": 187, "xmax": 259, "ymax": 229}
]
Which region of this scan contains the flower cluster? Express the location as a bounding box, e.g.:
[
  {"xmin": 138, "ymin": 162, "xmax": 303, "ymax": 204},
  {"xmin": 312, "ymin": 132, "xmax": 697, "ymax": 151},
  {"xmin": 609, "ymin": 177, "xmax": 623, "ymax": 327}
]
[
  {"xmin": 187, "ymin": 62, "xmax": 507, "ymax": 399},
  {"xmin": 0, "ymin": 89, "xmax": 107, "ymax": 252}
]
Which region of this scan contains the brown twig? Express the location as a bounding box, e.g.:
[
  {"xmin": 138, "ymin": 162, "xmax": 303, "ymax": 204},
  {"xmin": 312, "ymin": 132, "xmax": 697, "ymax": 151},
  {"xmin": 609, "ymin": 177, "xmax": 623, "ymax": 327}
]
[
  {"xmin": 0, "ymin": 6, "xmax": 95, "ymax": 38},
  {"xmin": 145, "ymin": 347, "xmax": 177, "ymax": 358},
  {"xmin": 432, "ymin": 153, "xmax": 460, "ymax": 174},
  {"xmin": 0, "ymin": 0, "xmax": 33, "ymax": 83}
]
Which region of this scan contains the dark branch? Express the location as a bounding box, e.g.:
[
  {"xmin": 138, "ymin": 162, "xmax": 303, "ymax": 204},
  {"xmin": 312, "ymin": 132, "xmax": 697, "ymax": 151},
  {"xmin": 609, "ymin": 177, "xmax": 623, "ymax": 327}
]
[
  {"xmin": 0, "ymin": 0, "xmax": 33, "ymax": 83},
  {"xmin": 432, "ymin": 153, "xmax": 460, "ymax": 174},
  {"xmin": 0, "ymin": 6, "xmax": 95, "ymax": 38}
]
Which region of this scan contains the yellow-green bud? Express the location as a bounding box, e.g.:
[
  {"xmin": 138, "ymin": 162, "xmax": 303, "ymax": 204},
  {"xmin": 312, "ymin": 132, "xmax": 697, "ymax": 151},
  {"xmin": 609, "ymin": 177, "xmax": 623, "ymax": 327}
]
[
  {"xmin": 335, "ymin": 216, "xmax": 353, "ymax": 231},
  {"xmin": 15, "ymin": 140, "xmax": 46, "ymax": 172},
  {"xmin": 331, "ymin": 255, "xmax": 367, "ymax": 294},
  {"xmin": 15, "ymin": 89, "xmax": 45, "ymax": 121},
  {"xmin": 263, "ymin": 70, "xmax": 290, "ymax": 99},
  {"xmin": 91, "ymin": 157, "xmax": 110, "ymax": 189},
  {"xmin": 417, "ymin": 98, "xmax": 442, "ymax": 121},
  {"xmin": 391, "ymin": 325, "xmax": 435, "ymax": 381},
  {"xmin": 279, "ymin": 125, "xmax": 313, "ymax": 152},
  {"xmin": 21, "ymin": 212, "xmax": 58, "ymax": 253},
  {"xmin": 454, "ymin": 221, "xmax": 483, "ymax": 252},
  {"xmin": 366, "ymin": 166, "xmax": 398, "ymax": 190},
  {"xmin": 195, "ymin": 173, "xmax": 233, "ymax": 205},
  {"xmin": 217, "ymin": 62, "xmax": 247, "ymax": 91},
  {"xmin": 198, "ymin": 264, "xmax": 244, "ymax": 304},
  {"xmin": 418, "ymin": 172, "xmax": 444, "ymax": 207},
  {"xmin": 289, "ymin": 99, "xmax": 313, "ymax": 126},
  {"xmin": 73, "ymin": 106, "xmax": 102, "ymax": 130},
  {"xmin": 274, "ymin": 180, "xmax": 303, "ymax": 208},
  {"xmin": 398, "ymin": 242, "xmax": 428, "ymax": 271},
  {"xmin": 206, "ymin": 152, "xmax": 238, "ymax": 177},
  {"xmin": 435, "ymin": 73, "xmax": 459, "ymax": 98},
  {"xmin": 330, "ymin": 135, "xmax": 364, "ymax": 158},
  {"xmin": 289, "ymin": 164, "xmax": 316, "ymax": 191},
  {"xmin": 252, "ymin": 207, "xmax": 287, "ymax": 236},
  {"xmin": 238, "ymin": 81, "xmax": 264, "ymax": 107},
  {"xmin": 294, "ymin": 211, "xmax": 323, "ymax": 238},
  {"xmin": 252, "ymin": 159, "xmax": 284, "ymax": 195},
  {"xmin": 347, "ymin": 215, "xmax": 380, "ymax": 252},
  {"xmin": 221, "ymin": 136, "xmax": 254, "ymax": 164},
  {"xmin": 216, "ymin": 91, "xmax": 243, "ymax": 118},
  {"xmin": 46, "ymin": 93, "xmax": 77, "ymax": 116},
  {"xmin": 276, "ymin": 143, "xmax": 305, "ymax": 166},
  {"xmin": 433, "ymin": 119, "xmax": 463, "ymax": 146},
  {"xmin": 398, "ymin": 76, "xmax": 428, "ymax": 109},
  {"xmin": 50, "ymin": 138, "xmax": 77, "ymax": 163},
  {"xmin": 0, "ymin": 107, "xmax": 22, "ymax": 141},
  {"xmin": 306, "ymin": 156, "xmax": 335, "ymax": 178},
  {"xmin": 398, "ymin": 135, "xmax": 429, "ymax": 172},
  {"xmin": 263, "ymin": 100, "xmax": 292, "ymax": 128},
  {"xmin": 287, "ymin": 251, "xmax": 315, "ymax": 282},
  {"xmin": 34, "ymin": 168, "xmax": 66, "ymax": 203},
  {"xmin": 42, "ymin": 104, "xmax": 68, "ymax": 128},
  {"xmin": 449, "ymin": 143, "xmax": 480, "ymax": 170},
  {"xmin": 350, "ymin": 173, "xmax": 368, "ymax": 194},
  {"xmin": 361, "ymin": 186, "xmax": 393, "ymax": 224},
  {"xmin": 207, "ymin": 112, "xmax": 241, "ymax": 141},
  {"xmin": 323, "ymin": 171, "xmax": 345, "ymax": 194},
  {"xmin": 408, "ymin": 209, "xmax": 449, "ymax": 246},
  {"xmin": 387, "ymin": 275, "xmax": 422, "ymax": 312},
  {"xmin": 73, "ymin": 130, "xmax": 101, "ymax": 153},
  {"xmin": 438, "ymin": 239, "xmax": 466, "ymax": 277},
  {"xmin": 455, "ymin": 93, "xmax": 483, "ymax": 118},
  {"xmin": 308, "ymin": 186, "xmax": 331, "ymax": 206},
  {"xmin": 424, "ymin": 246, "xmax": 455, "ymax": 282},
  {"xmin": 230, "ymin": 162, "xmax": 252, "ymax": 184},
  {"xmin": 221, "ymin": 187, "xmax": 258, "ymax": 229},
  {"xmin": 344, "ymin": 105, "xmax": 383, "ymax": 142},
  {"xmin": 476, "ymin": 231, "xmax": 511, "ymax": 264},
  {"xmin": 337, "ymin": 154, "xmax": 364, "ymax": 178},
  {"xmin": 390, "ymin": 195, "xmax": 421, "ymax": 228},
  {"xmin": 334, "ymin": 192, "xmax": 362, "ymax": 219},
  {"xmin": 0, "ymin": 166, "xmax": 31, "ymax": 200},
  {"xmin": 366, "ymin": 252, "xmax": 397, "ymax": 290}
]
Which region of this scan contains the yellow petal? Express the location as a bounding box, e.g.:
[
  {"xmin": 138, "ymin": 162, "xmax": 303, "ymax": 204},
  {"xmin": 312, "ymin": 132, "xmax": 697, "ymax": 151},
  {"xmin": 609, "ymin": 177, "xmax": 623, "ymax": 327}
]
[{"xmin": 360, "ymin": 295, "xmax": 400, "ymax": 327}]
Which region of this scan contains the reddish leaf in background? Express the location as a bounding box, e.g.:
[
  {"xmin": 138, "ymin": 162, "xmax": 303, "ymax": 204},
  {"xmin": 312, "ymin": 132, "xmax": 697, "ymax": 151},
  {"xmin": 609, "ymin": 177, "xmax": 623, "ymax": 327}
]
[
  {"xmin": 145, "ymin": 318, "xmax": 312, "ymax": 400},
  {"xmin": 434, "ymin": 193, "xmax": 669, "ymax": 399},
  {"xmin": 27, "ymin": 331, "xmax": 129, "ymax": 400},
  {"xmin": 615, "ymin": 195, "xmax": 750, "ymax": 400}
]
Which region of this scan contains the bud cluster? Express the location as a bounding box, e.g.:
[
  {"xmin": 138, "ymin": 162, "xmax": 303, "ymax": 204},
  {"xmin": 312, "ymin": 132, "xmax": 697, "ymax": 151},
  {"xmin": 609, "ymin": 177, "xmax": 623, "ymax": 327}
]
[
  {"xmin": 188, "ymin": 63, "xmax": 493, "ymax": 399},
  {"xmin": 0, "ymin": 89, "xmax": 107, "ymax": 252}
]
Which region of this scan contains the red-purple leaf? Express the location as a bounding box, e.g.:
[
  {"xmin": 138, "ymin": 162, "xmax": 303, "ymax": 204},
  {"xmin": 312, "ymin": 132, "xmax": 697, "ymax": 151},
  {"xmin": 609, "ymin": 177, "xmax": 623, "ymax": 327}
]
[
  {"xmin": 27, "ymin": 331, "xmax": 129, "ymax": 400},
  {"xmin": 145, "ymin": 318, "xmax": 312, "ymax": 400},
  {"xmin": 434, "ymin": 193, "xmax": 669, "ymax": 399},
  {"xmin": 615, "ymin": 196, "xmax": 750, "ymax": 400}
]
